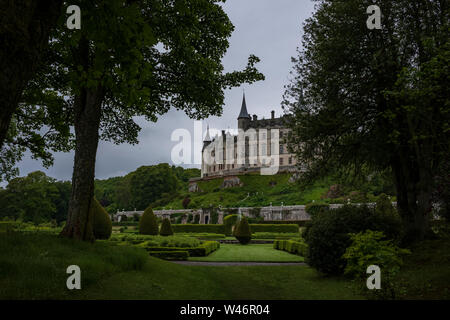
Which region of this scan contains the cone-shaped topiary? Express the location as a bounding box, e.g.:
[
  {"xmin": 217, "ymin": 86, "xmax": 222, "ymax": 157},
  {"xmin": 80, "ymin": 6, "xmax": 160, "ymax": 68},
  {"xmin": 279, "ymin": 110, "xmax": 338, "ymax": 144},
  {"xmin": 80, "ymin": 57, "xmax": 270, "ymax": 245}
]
[
  {"xmin": 160, "ymin": 217, "xmax": 174, "ymax": 236},
  {"xmin": 234, "ymin": 216, "xmax": 252, "ymax": 244},
  {"xmin": 91, "ymin": 197, "xmax": 112, "ymax": 239},
  {"xmin": 139, "ymin": 206, "xmax": 159, "ymax": 235}
]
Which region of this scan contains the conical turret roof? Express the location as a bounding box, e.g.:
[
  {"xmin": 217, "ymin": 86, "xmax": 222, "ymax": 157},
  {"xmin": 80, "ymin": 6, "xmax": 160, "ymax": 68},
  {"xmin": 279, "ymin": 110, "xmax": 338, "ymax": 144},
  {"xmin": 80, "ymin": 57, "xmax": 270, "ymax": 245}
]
[{"xmin": 237, "ymin": 93, "xmax": 250, "ymax": 119}]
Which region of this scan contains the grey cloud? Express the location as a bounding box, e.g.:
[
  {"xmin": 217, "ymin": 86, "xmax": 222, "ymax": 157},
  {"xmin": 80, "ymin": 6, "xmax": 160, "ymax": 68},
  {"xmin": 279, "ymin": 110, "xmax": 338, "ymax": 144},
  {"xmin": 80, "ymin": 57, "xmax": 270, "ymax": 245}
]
[{"xmin": 13, "ymin": 0, "xmax": 315, "ymax": 182}]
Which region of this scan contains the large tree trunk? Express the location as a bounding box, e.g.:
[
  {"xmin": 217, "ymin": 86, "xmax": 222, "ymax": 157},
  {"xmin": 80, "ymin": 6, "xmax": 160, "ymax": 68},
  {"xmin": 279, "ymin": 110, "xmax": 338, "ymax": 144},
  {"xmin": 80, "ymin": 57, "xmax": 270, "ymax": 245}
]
[
  {"xmin": 60, "ymin": 86, "xmax": 104, "ymax": 241},
  {"xmin": 392, "ymin": 152, "xmax": 433, "ymax": 244},
  {"xmin": 0, "ymin": 0, "xmax": 62, "ymax": 147}
]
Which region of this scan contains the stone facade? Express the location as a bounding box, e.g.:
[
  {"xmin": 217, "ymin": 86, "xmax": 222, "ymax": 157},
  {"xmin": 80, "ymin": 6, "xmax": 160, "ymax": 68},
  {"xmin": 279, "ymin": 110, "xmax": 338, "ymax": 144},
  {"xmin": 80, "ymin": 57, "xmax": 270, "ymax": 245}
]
[{"xmin": 200, "ymin": 94, "xmax": 303, "ymax": 179}]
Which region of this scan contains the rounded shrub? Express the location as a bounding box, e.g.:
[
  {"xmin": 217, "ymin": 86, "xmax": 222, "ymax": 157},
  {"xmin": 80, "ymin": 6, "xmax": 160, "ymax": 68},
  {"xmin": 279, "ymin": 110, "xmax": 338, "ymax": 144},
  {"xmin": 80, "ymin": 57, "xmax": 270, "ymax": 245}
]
[
  {"xmin": 304, "ymin": 204, "xmax": 402, "ymax": 275},
  {"xmin": 160, "ymin": 218, "xmax": 174, "ymax": 236},
  {"xmin": 91, "ymin": 197, "xmax": 112, "ymax": 240},
  {"xmin": 139, "ymin": 206, "xmax": 159, "ymax": 235},
  {"xmin": 223, "ymin": 214, "xmax": 239, "ymax": 236},
  {"xmin": 234, "ymin": 216, "xmax": 252, "ymax": 244}
]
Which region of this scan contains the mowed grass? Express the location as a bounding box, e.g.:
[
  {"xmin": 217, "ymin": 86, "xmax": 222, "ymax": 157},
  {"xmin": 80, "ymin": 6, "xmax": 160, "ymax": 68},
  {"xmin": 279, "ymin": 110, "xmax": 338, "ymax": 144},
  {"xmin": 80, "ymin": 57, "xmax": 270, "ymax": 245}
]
[
  {"xmin": 0, "ymin": 233, "xmax": 360, "ymax": 300},
  {"xmin": 189, "ymin": 244, "xmax": 304, "ymax": 262}
]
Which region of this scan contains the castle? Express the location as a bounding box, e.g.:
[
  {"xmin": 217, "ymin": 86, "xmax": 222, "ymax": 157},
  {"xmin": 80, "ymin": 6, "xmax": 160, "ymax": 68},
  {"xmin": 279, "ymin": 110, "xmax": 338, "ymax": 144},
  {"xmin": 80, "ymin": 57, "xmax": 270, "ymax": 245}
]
[{"xmin": 200, "ymin": 94, "xmax": 299, "ymax": 178}]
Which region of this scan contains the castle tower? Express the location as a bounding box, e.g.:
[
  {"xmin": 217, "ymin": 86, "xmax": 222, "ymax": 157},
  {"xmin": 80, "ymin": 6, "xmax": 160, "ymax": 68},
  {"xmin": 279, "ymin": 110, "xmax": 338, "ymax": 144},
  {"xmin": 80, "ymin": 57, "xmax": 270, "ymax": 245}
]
[
  {"xmin": 202, "ymin": 124, "xmax": 211, "ymax": 151},
  {"xmin": 237, "ymin": 93, "xmax": 251, "ymax": 131}
]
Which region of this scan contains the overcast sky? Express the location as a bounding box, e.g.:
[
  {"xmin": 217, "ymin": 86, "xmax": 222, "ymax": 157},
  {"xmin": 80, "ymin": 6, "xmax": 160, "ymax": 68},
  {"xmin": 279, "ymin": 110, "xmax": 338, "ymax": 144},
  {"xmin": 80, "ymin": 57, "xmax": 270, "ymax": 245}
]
[{"xmin": 15, "ymin": 0, "xmax": 316, "ymax": 182}]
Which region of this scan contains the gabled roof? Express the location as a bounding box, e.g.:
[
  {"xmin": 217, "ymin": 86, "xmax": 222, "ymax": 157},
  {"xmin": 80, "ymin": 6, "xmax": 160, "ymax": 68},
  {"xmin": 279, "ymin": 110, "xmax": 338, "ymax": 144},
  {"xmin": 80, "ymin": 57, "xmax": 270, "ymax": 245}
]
[{"xmin": 237, "ymin": 93, "xmax": 250, "ymax": 119}]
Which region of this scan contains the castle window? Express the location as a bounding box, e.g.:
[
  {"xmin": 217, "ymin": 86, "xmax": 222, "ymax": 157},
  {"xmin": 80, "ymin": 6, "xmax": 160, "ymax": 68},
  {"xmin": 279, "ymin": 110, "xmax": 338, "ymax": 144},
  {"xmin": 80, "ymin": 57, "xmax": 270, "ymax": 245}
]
[
  {"xmin": 289, "ymin": 157, "xmax": 292, "ymax": 165},
  {"xmin": 279, "ymin": 145, "xmax": 283, "ymax": 154}
]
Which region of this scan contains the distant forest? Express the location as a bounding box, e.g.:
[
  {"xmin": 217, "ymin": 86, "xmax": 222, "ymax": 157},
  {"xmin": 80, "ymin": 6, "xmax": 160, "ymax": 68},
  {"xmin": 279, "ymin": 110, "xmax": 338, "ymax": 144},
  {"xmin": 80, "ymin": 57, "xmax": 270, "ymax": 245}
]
[{"xmin": 0, "ymin": 164, "xmax": 200, "ymax": 224}]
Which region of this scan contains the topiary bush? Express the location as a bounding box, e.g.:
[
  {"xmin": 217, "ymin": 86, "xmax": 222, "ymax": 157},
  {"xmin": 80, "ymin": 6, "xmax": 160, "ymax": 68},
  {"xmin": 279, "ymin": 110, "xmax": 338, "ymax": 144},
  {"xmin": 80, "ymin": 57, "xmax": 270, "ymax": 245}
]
[
  {"xmin": 304, "ymin": 204, "xmax": 402, "ymax": 275},
  {"xmin": 234, "ymin": 216, "xmax": 252, "ymax": 244},
  {"xmin": 139, "ymin": 206, "xmax": 159, "ymax": 235},
  {"xmin": 223, "ymin": 214, "xmax": 239, "ymax": 236},
  {"xmin": 160, "ymin": 218, "xmax": 174, "ymax": 236},
  {"xmin": 91, "ymin": 198, "xmax": 112, "ymax": 240}
]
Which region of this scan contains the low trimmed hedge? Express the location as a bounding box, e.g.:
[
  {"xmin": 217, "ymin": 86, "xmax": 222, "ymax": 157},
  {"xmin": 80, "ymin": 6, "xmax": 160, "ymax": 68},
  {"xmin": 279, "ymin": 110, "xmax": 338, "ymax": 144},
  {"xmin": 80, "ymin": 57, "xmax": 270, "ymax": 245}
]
[
  {"xmin": 0, "ymin": 222, "xmax": 15, "ymax": 233},
  {"xmin": 172, "ymin": 224, "xmax": 225, "ymax": 234},
  {"xmin": 249, "ymin": 224, "xmax": 299, "ymax": 233},
  {"xmin": 258, "ymin": 220, "xmax": 309, "ymax": 227},
  {"xmin": 274, "ymin": 239, "xmax": 308, "ymax": 257},
  {"xmin": 148, "ymin": 250, "xmax": 189, "ymax": 260},
  {"xmin": 144, "ymin": 241, "xmax": 220, "ymax": 257},
  {"xmin": 112, "ymin": 221, "xmax": 138, "ymax": 226}
]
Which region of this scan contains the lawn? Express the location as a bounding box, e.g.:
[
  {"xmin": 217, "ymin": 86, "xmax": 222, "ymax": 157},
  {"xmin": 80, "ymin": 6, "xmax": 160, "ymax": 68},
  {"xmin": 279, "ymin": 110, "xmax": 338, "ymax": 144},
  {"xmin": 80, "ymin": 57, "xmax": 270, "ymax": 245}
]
[
  {"xmin": 0, "ymin": 233, "xmax": 359, "ymax": 300},
  {"xmin": 189, "ymin": 243, "xmax": 304, "ymax": 262}
]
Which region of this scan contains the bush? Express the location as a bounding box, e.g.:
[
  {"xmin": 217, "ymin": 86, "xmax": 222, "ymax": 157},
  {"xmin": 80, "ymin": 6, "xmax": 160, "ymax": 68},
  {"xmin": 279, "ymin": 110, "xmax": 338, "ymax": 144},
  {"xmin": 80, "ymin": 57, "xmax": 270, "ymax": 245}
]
[
  {"xmin": 91, "ymin": 198, "xmax": 112, "ymax": 240},
  {"xmin": 144, "ymin": 241, "xmax": 220, "ymax": 257},
  {"xmin": 304, "ymin": 204, "xmax": 403, "ymax": 275},
  {"xmin": 249, "ymin": 224, "xmax": 299, "ymax": 233},
  {"xmin": 0, "ymin": 221, "xmax": 15, "ymax": 233},
  {"xmin": 343, "ymin": 230, "xmax": 410, "ymax": 299},
  {"xmin": 234, "ymin": 217, "xmax": 252, "ymax": 244},
  {"xmin": 112, "ymin": 221, "xmax": 138, "ymax": 226},
  {"xmin": 274, "ymin": 239, "xmax": 308, "ymax": 257},
  {"xmin": 259, "ymin": 220, "xmax": 309, "ymax": 227},
  {"xmin": 148, "ymin": 250, "xmax": 189, "ymax": 260},
  {"xmin": 305, "ymin": 203, "xmax": 330, "ymax": 217},
  {"xmin": 160, "ymin": 218, "xmax": 174, "ymax": 236},
  {"xmin": 139, "ymin": 207, "xmax": 159, "ymax": 235},
  {"xmin": 182, "ymin": 197, "xmax": 191, "ymax": 209},
  {"xmin": 171, "ymin": 224, "xmax": 225, "ymax": 234},
  {"xmin": 223, "ymin": 214, "xmax": 239, "ymax": 236}
]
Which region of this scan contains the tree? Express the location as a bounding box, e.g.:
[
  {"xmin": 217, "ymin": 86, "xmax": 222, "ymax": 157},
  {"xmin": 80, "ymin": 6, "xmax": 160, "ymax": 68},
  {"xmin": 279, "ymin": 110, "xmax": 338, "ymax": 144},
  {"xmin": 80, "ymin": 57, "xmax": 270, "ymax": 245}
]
[
  {"xmin": 0, "ymin": 1, "xmax": 63, "ymax": 148},
  {"xmin": 283, "ymin": 0, "xmax": 449, "ymax": 242},
  {"xmin": 160, "ymin": 218, "xmax": 174, "ymax": 236},
  {"xmin": 139, "ymin": 207, "xmax": 159, "ymax": 235},
  {"xmin": 0, "ymin": 171, "xmax": 58, "ymax": 224},
  {"xmin": 36, "ymin": 0, "xmax": 264, "ymax": 241},
  {"xmin": 234, "ymin": 216, "xmax": 252, "ymax": 244}
]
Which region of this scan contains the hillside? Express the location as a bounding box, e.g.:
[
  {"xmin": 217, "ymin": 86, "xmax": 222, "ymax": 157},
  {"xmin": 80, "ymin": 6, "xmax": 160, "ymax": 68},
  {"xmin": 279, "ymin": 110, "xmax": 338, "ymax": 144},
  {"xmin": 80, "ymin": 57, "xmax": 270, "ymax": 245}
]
[{"xmin": 154, "ymin": 171, "xmax": 396, "ymax": 210}]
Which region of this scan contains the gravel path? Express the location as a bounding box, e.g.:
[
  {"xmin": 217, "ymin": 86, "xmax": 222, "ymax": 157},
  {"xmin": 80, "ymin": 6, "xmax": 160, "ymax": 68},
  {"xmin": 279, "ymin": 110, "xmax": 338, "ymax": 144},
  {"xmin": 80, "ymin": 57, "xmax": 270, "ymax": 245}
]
[{"xmin": 171, "ymin": 261, "xmax": 307, "ymax": 266}]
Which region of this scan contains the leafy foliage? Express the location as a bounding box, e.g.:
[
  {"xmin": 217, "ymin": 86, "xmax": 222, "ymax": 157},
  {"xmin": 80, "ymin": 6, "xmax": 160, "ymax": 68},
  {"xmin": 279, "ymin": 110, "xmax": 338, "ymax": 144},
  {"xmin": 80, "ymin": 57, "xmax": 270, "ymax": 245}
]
[
  {"xmin": 138, "ymin": 207, "xmax": 158, "ymax": 235},
  {"xmin": 234, "ymin": 216, "xmax": 252, "ymax": 245},
  {"xmin": 0, "ymin": 171, "xmax": 70, "ymax": 224},
  {"xmin": 91, "ymin": 198, "xmax": 112, "ymax": 240},
  {"xmin": 343, "ymin": 230, "xmax": 410, "ymax": 299},
  {"xmin": 160, "ymin": 218, "xmax": 174, "ymax": 237},
  {"xmin": 283, "ymin": 0, "xmax": 450, "ymax": 241},
  {"xmin": 304, "ymin": 204, "xmax": 402, "ymax": 275}
]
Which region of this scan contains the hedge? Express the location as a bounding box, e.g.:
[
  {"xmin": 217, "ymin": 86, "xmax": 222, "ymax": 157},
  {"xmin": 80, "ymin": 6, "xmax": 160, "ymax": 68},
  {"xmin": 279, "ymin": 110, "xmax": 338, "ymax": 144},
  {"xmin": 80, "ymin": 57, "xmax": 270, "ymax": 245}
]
[
  {"xmin": 172, "ymin": 224, "xmax": 225, "ymax": 234},
  {"xmin": 148, "ymin": 250, "xmax": 189, "ymax": 260},
  {"xmin": 112, "ymin": 221, "xmax": 138, "ymax": 226},
  {"xmin": 0, "ymin": 222, "xmax": 15, "ymax": 233},
  {"xmin": 249, "ymin": 224, "xmax": 299, "ymax": 233},
  {"xmin": 274, "ymin": 240, "xmax": 308, "ymax": 257},
  {"xmin": 258, "ymin": 220, "xmax": 309, "ymax": 227},
  {"xmin": 223, "ymin": 214, "xmax": 239, "ymax": 236},
  {"xmin": 144, "ymin": 241, "xmax": 220, "ymax": 257}
]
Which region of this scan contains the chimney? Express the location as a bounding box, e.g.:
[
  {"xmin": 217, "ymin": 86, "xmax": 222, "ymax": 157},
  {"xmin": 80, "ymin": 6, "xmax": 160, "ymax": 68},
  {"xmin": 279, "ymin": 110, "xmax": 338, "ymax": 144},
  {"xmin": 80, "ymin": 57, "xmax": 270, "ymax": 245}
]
[
  {"xmin": 253, "ymin": 114, "xmax": 257, "ymax": 121},
  {"xmin": 271, "ymin": 110, "xmax": 275, "ymax": 119}
]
